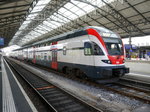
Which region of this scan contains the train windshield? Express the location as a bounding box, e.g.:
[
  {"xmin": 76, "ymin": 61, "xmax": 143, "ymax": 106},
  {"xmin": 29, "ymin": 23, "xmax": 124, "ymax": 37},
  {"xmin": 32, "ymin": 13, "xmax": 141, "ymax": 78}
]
[{"xmin": 103, "ymin": 37, "xmax": 123, "ymax": 55}]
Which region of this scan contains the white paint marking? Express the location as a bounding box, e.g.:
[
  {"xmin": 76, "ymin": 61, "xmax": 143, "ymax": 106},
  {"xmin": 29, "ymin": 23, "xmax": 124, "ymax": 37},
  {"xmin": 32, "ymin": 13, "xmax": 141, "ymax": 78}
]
[
  {"xmin": 127, "ymin": 72, "xmax": 150, "ymax": 78},
  {"xmin": 2, "ymin": 58, "xmax": 17, "ymax": 112},
  {"xmin": 3, "ymin": 58, "xmax": 38, "ymax": 112}
]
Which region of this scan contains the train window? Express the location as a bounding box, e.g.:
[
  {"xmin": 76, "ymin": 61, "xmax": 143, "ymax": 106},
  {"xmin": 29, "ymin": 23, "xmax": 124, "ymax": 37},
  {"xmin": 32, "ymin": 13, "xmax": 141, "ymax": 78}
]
[
  {"xmin": 44, "ymin": 56, "xmax": 47, "ymax": 60},
  {"xmin": 49, "ymin": 56, "xmax": 51, "ymax": 60},
  {"xmin": 41, "ymin": 53, "xmax": 43, "ymax": 59},
  {"xmin": 104, "ymin": 38, "xmax": 123, "ymax": 55},
  {"xmin": 93, "ymin": 42, "xmax": 104, "ymax": 55},
  {"xmin": 44, "ymin": 53, "xmax": 47, "ymax": 60},
  {"xmin": 63, "ymin": 46, "xmax": 67, "ymax": 55},
  {"xmin": 84, "ymin": 42, "xmax": 92, "ymax": 55}
]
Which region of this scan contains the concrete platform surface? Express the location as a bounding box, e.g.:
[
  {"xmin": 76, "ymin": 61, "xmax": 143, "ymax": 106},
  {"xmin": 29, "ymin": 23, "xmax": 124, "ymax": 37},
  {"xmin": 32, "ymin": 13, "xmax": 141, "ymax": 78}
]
[
  {"xmin": 125, "ymin": 61, "xmax": 150, "ymax": 75},
  {"xmin": 1, "ymin": 57, "xmax": 37, "ymax": 112}
]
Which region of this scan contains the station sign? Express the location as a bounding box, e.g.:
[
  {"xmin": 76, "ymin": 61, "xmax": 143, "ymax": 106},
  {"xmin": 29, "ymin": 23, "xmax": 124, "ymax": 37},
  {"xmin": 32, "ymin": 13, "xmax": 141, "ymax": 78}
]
[
  {"xmin": 0, "ymin": 37, "xmax": 4, "ymax": 45},
  {"xmin": 147, "ymin": 52, "xmax": 150, "ymax": 56},
  {"xmin": 125, "ymin": 44, "xmax": 132, "ymax": 49},
  {"xmin": 125, "ymin": 44, "xmax": 137, "ymax": 50}
]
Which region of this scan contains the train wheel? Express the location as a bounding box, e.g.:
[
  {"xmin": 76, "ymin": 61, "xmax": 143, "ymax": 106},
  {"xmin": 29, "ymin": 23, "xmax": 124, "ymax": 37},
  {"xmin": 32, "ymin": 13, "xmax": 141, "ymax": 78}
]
[
  {"xmin": 65, "ymin": 67, "xmax": 70, "ymax": 75},
  {"xmin": 63, "ymin": 67, "xmax": 70, "ymax": 75},
  {"xmin": 76, "ymin": 69, "xmax": 80, "ymax": 77},
  {"xmin": 76, "ymin": 69, "xmax": 87, "ymax": 79},
  {"xmin": 71, "ymin": 69, "xmax": 76, "ymax": 76}
]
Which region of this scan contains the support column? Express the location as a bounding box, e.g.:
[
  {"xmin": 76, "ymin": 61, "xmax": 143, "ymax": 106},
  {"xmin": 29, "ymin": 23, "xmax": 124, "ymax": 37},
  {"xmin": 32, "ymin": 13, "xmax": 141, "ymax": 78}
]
[{"xmin": 129, "ymin": 36, "xmax": 132, "ymax": 59}]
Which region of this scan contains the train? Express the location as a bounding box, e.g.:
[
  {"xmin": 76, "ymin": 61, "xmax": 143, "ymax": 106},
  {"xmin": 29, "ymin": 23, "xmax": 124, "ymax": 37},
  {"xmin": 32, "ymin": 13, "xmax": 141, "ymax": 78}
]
[{"xmin": 10, "ymin": 26, "xmax": 129, "ymax": 80}]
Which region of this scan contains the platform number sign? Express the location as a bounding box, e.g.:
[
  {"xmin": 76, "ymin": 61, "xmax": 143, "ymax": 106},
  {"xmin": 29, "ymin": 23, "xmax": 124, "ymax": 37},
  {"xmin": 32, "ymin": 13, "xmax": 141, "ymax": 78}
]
[{"xmin": 0, "ymin": 37, "xmax": 4, "ymax": 45}]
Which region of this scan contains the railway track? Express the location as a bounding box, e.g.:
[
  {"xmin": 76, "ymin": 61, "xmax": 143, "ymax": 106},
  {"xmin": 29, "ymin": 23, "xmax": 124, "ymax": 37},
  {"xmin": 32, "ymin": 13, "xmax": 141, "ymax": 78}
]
[
  {"xmin": 104, "ymin": 82, "xmax": 150, "ymax": 103},
  {"xmin": 5, "ymin": 58, "xmax": 101, "ymax": 112},
  {"xmin": 8, "ymin": 58, "xmax": 150, "ymax": 104},
  {"xmin": 119, "ymin": 78, "xmax": 150, "ymax": 90}
]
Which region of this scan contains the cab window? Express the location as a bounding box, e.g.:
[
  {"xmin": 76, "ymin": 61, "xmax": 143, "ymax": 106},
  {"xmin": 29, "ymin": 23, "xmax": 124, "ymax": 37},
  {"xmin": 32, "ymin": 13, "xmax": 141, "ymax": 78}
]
[
  {"xmin": 93, "ymin": 42, "xmax": 104, "ymax": 55},
  {"xmin": 84, "ymin": 42, "xmax": 104, "ymax": 55}
]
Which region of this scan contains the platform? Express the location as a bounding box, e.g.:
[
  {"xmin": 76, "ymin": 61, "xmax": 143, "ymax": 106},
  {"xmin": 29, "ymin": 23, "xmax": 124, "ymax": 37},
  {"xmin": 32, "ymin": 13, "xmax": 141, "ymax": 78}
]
[
  {"xmin": 0, "ymin": 57, "xmax": 37, "ymax": 112},
  {"xmin": 125, "ymin": 60, "xmax": 150, "ymax": 76}
]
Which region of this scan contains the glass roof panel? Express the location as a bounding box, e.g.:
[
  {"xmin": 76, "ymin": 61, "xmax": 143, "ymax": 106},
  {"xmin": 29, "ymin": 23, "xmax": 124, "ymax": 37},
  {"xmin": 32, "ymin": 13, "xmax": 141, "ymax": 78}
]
[
  {"xmin": 43, "ymin": 21, "xmax": 53, "ymax": 26},
  {"xmin": 12, "ymin": 0, "xmax": 118, "ymax": 46},
  {"xmin": 58, "ymin": 7, "xmax": 68, "ymax": 14},
  {"xmin": 62, "ymin": 10, "xmax": 73, "ymax": 17},
  {"xmin": 31, "ymin": 31, "xmax": 41, "ymax": 36},
  {"xmin": 50, "ymin": 15, "xmax": 66, "ymax": 24},
  {"xmin": 22, "ymin": 20, "xmax": 31, "ymax": 25},
  {"xmin": 38, "ymin": 25, "xmax": 49, "ymax": 31},
  {"xmin": 66, "ymin": 5, "xmax": 79, "ymax": 13},
  {"xmin": 36, "ymin": 0, "xmax": 51, "ymax": 6},
  {"xmin": 40, "ymin": 24, "xmax": 51, "ymax": 30},
  {"xmin": 44, "ymin": 23, "xmax": 56, "ymax": 29},
  {"xmin": 26, "ymin": 13, "xmax": 38, "ymax": 20},
  {"xmin": 64, "ymin": 2, "xmax": 74, "ymax": 9},
  {"xmin": 51, "ymin": 21, "xmax": 61, "ymax": 27},
  {"xmin": 31, "ymin": 5, "xmax": 45, "ymax": 13},
  {"xmin": 15, "ymin": 31, "xmax": 22, "ymax": 35},
  {"xmin": 53, "ymin": 13, "xmax": 69, "ymax": 23},
  {"xmin": 36, "ymin": 28, "xmax": 48, "ymax": 34},
  {"xmin": 83, "ymin": 5, "xmax": 95, "ymax": 13},
  {"xmin": 19, "ymin": 24, "xmax": 28, "ymax": 30}
]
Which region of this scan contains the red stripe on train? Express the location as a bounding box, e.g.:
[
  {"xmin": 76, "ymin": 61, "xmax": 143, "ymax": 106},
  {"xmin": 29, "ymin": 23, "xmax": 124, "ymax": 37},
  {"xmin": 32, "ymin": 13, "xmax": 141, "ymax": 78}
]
[
  {"xmin": 86, "ymin": 28, "xmax": 108, "ymax": 55},
  {"xmin": 86, "ymin": 28, "xmax": 124, "ymax": 65}
]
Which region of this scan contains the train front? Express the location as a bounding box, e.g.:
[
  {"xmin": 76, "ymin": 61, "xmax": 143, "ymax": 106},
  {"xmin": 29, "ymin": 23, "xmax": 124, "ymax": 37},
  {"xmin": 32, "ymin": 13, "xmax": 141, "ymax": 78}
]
[
  {"xmin": 92, "ymin": 27, "xmax": 129, "ymax": 79},
  {"xmin": 101, "ymin": 28, "xmax": 129, "ymax": 78}
]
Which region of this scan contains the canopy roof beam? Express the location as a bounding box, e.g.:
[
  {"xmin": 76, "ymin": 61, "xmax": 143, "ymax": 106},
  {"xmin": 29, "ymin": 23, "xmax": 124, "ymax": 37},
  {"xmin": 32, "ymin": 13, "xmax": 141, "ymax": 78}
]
[
  {"xmin": 101, "ymin": 0, "xmax": 146, "ymax": 35},
  {"xmin": 125, "ymin": 0, "xmax": 150, "ymax": 24},
  {"xmin": 0, "ymin": 4, "xmax": 30, "ymax": 10},
  {"xmin": 76, "ymin": 0, "xmax": 130, "ymax": 33},
  {"xmin": 0, "ymin": 10, "xmax": 27, "ymax": 16},
  {"xmin": 0, "ymin": 18, "xmax": 23, "ymax": 26}
]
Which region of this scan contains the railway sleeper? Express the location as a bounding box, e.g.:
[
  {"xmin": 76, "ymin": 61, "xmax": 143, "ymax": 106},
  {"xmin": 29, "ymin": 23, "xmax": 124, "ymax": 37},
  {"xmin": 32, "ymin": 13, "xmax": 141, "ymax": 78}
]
[
  {"xmin": 45, "ymin": 92, "xmax": 64, "ymax": 98},
  {"xmin": 51, "ymin": 99, "xmax": 73, "ymax": 106},
  {"xmin": 46, "ymin": 96, "xmax": 68, "ymax": 101},
  {"xmin": 39, "ymin": 89, "xmax": 59, "ymax": 95},
  {"xmin": 56, "ymin": 104, "xmax": 85, "ymax": 112}
]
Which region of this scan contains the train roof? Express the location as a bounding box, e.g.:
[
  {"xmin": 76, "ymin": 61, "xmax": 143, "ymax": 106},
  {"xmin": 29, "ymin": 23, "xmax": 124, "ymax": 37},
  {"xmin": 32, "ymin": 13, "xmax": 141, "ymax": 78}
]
[
  {"xmin": 14, "ymin": 26, "xmax": 118, "ymax": 51},
  {"xmin": 32, "ymin": 26, "xmax": 118, "ymax": 45}
]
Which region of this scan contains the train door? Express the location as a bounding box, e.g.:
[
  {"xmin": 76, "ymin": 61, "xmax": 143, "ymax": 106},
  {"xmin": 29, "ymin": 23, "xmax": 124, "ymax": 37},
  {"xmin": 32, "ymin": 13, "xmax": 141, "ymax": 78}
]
[
  {"xmin": 27, "ymin": 48, "xmax": 28, "ymax": 61},
  {"xmin": 83, "ymin": 36, "xmax": 95, "ymax": 78},
  {"xmin": 51, "ymin": 42, "xmax": 58, "ymax": 70},
  {"xmin": 32, "ymin": 46, "xmax": 36, "ymax": 63}
]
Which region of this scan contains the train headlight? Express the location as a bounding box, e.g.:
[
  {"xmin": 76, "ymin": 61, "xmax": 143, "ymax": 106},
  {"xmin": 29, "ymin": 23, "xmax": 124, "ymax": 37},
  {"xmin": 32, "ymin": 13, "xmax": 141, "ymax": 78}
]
[
  {"xmin": 123, "ymin": 59, "xmax": 125, "ymax": 63},
  {"xmin": 102, "ymin": 60, "xmax": 111, "ymax": 64}
]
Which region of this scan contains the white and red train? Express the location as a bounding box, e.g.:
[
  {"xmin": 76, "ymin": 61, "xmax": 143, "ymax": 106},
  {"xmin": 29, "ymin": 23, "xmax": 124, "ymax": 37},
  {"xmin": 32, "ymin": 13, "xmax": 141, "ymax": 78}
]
[{"xmin": 10, "ymin": 26, "xmax": 129, "ymax": 79}]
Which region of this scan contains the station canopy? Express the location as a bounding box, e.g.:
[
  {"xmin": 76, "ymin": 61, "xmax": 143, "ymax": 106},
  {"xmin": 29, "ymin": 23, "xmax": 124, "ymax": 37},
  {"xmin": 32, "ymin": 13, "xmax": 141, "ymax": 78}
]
[{"xmin": 0, "ymin": 0, "xmax": 150, "ymax": 47}]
